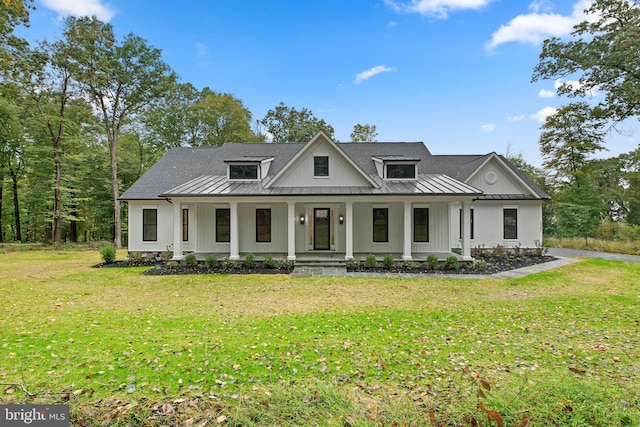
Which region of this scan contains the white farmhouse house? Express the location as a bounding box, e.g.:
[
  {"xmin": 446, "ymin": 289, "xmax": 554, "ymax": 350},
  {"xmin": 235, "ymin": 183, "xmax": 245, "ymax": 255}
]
[{"xmin": 120, "ymin": 132, "xmax": 549, "ymax": 262}]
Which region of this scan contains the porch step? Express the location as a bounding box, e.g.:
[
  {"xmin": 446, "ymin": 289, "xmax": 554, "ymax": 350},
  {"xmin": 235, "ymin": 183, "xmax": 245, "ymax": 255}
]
[{"xmin": 294, "ymin": 260, "xmax": 346, "ymax": 268}]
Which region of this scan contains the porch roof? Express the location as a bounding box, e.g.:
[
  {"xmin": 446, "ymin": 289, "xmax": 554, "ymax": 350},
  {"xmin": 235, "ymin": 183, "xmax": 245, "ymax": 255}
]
[{"xmin": 160, "ymin": 173, "xmax": 482, "ymax": 197}]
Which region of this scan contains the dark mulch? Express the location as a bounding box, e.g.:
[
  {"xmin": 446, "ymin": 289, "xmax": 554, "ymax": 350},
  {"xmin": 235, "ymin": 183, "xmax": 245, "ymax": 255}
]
[
  {"xmin": 348, "ymin": 255, "xmax": 557, "ymax": 275},
  {"xmin": 143, "ymin": 264, "xmax": 293, "ymax": 275}
]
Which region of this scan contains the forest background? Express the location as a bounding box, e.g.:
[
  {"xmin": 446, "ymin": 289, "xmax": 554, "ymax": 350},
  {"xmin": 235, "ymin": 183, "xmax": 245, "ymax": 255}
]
[{"xmin": 2, "ymin": 0, "xmax": 640, "ymax": 248}]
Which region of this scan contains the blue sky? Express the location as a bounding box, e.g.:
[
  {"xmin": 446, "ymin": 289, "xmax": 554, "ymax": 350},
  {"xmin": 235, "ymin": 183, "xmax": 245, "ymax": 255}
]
[{"xmin": 16, "ymin": 0, "xmax": 638, "ymax": 166}]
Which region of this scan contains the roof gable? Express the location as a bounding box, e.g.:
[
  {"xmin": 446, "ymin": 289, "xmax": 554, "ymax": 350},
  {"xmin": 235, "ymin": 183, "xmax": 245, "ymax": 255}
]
[
  {"xmin": 264, "ymin": 132, "xmax": 379, "ymax": 189},
  {"xmin": 465, "ymin": 153, "xmax": 543, "ymax": 198}
]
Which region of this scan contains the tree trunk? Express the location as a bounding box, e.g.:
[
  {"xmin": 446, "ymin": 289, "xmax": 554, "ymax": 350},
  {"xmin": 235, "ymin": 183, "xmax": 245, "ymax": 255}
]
[
  {"xmin": 70, "ymin": 192, "xmax": 77, "ymax": 243},
  {"xmin": 110, "ymin": 138, "xmax": 121, "ymax": 248},
  {"xmin": 53, "ymin": 143, "xmax": 62, "ymax": 244},
  {"xmin": 9, "ymin": 167, "xmax": 21, "ymax": 242},
  {"xmin": 0, "ymin": 169, "xmax": 4, "ymax": 243}
]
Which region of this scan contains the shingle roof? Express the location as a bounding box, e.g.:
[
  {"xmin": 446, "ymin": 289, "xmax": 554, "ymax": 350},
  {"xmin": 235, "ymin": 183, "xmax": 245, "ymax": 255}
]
[{"xmin": 120, "ymin": 140, "xmax": 548, "ymax": 200}]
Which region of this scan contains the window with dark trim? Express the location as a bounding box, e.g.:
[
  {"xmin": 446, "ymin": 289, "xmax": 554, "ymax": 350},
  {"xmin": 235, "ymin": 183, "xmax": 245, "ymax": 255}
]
[
  {"xmin": 413, "ymin": 207, "xmax": 429, "ymax": 242},
  {"xmin": 459, "ymin": 208, "xmax": 474, "ymax": 240},
  {"xmin": 387, "ymin": 164, "xmax": 415, "ymax": 179},
  {"xmin": 182, "ymin": 208, "xmax": 189, "ymax": 242},
  {"xmin": 314, "ymin": 156, "xmax": 329, "ymax": 177},
  {"xmin": 256, "ymin": 208, "xmax": 271, "ymax": 242},
  {"xmin": 503, "ymin": 208, "xmax": 518, "ymax": 239},
  {"xmin": 229, "ymin": 164, "xmax": 258, "ymax": 180},
  {"xmin": 373, "ymin": 208, "xmax": 388, "ymax": 242},
  {"xmin": 216, "ymin": 208, "xmax": 230, "ymax": 242},
  {"xmin": 142, "ymin": 209, "xmax": 157, "ymax": 242}
]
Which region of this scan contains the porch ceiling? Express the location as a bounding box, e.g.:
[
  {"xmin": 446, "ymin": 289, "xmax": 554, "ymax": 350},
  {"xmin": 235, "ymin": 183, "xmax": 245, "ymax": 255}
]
[{"xmin": 160, "ymin": 174, "xmax": 482, "ymax": 197}]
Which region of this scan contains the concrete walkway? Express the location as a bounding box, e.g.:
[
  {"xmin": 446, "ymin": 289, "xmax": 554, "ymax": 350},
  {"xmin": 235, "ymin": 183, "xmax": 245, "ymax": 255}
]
[{"xmin": 290, "ymin": 248, "xmax": 640, "ymax": 279}]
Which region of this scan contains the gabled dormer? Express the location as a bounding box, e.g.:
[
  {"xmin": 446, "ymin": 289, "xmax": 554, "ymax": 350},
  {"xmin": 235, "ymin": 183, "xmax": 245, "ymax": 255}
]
[
  {"xmin": 372, "ymin": 155, "xmax": 421, "ymax": 180},
  {"xmin": 225, "ymin": 156, "xmax": 274, "ymax": 181}
]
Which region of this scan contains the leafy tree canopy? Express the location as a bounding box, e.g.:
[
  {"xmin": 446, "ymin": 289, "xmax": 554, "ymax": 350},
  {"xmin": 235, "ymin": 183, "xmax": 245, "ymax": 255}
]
[
  {"xmin": 259, "ymin": 102, "xmax": 334, "ymax": 143},
  {"xmin": 350, "ymin": 123, "xmax": 378, "ymax": 142}
]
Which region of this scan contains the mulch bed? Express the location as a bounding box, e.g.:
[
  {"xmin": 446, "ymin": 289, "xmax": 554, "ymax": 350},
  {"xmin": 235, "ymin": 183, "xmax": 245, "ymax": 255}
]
[{"xmin": 95, "ymin": 254, "xmax": 556, "ymax": 276}]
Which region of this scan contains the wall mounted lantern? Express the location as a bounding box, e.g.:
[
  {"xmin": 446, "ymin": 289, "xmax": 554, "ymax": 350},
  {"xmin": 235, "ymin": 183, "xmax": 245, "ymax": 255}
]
[
  {"xmin": 339, "ymin": 214, "xmax": 344, "ymax": 225},
  {"xmin": 300, "ymin": 215, "xmax": 305, "ymax": 225}
]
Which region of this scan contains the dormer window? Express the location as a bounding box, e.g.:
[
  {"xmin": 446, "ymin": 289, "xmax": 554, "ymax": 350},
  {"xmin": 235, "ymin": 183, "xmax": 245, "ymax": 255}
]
[
  {"xmin": 229, "ymin": 164, "xmax": 258, "ymax": 180},
  {"xmin": 387, "ymin": 164, "xmax": 416, "ymax": 179}
]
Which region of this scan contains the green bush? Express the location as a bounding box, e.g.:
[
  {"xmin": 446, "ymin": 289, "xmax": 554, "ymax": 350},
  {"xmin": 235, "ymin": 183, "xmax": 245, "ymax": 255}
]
[
  {"xmin": 222, "ymin": 258, "xmax": 237, "ymax": 270},
  {"xmin": 275, "ymin": 258, "xmax": 294, "ymax": 270},
  {"xmin": 403, "ymin": 261, "xmax": 419, "ymax": 271},
  {"xmin": 127, "ymin": 251, "xmax": 143, "ymax": 264},
  {"xmin": 346, "ymin": 258, "xmax": 360, "ymax": 269},
  {"xmin": 99, "ymin": 244, "xmax": 116, "ymax": 264},
  {"xmin": 445, "ymin": 255, "xmax": 459, "ymax": 270},
  {"xmin": 426, "ymin": 254, "xmax": 439, "ymax": 270},
  {"xmin": 383, "ymin": 254, "xmax": 394, "ymax": 269},
  {"xmin": 166, "ymin": 260, "xmax": 178, "ymax": 269},
  {"xmin": 264, "ymin": 254, "xmax": 275, "ymax": 269},
  {"xmin": 474, "ymin": 259, "xmax": 487, "ymax": 271},
  {"xmin": 205, "ymin": 255, "xmax": 218, "ymax": 268},
  {"xmin": 364, "ymin": 254, "xmax": 377, "ymax": 268},
  {"xmin": 184, "ymin": 253, "xmax": 198, "ymax": 267},
  {"xmin": 160, "ymin": 250, "xmax": 174, "ymax": 262},
  {"xmin": 245, "ymin": 253, "xmax": 257, "ymax": 269}
]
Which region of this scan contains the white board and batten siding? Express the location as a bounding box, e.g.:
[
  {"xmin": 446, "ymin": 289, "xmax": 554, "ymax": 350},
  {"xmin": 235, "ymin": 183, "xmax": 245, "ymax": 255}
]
[{"xmin": 127, "ymin": 201, "xmax": 175, "ymax": 252}]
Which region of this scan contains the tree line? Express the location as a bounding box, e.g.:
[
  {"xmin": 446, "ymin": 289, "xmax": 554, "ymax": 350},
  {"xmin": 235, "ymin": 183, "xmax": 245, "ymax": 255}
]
[
  {"xmin": 2, "ymin": 0, "xmax": 639, "ymax": 247},
  {"xmin": 0, "ymin": 3, "xmax": 378, "ymax": 246}
]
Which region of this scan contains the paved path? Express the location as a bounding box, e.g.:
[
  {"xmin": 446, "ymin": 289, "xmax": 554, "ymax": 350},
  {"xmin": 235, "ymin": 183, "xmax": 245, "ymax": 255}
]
[{"xmin": 291, "ymin": 248, "xmax": 640, "ymax": 279}]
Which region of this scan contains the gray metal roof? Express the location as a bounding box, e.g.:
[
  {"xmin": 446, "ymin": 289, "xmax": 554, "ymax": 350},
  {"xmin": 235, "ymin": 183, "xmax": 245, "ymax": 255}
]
[
  {"xmin": 161, "ymin": 174, "xmax": 482, "ymax": 197},
  {"xmin": 120, "ymin": 139, "xmax": 548, "ymax": 201}
]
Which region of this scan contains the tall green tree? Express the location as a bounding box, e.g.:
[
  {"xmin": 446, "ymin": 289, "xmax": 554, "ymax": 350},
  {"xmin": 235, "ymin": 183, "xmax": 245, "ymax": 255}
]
[
  {"xmin": 259, "ymin": 102, "xmax": 334, "ymax": 143},
  {"xmin": 63, "ymin": 16, "xmax": 175, "ymax": 248},
  {"xmin": 0, "ymin": 0, "xmax": 33, "ymax": 74},
  {"xmin": 533, "ymin": 0, "xmax": 640, "ymax": 132},
  {"xmin": 553, "ymin": 174, "xmax": 604, "ymax": 243},
  {"xmin": 194, "ymin": 90, "xmax": 258, "ymax": 146},
  {"xmin": 350, "ymin": 123, "xmax": 378, "ymax": 142},
  {"xmin": 539, "ymin": 102, "xmax": 607, "ymax": 182}
]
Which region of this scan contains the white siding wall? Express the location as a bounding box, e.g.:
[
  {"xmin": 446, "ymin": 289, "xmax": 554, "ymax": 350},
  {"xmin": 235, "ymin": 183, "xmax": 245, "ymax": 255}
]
[
  {"xmin": 352, "ymin": 202, "xmax": 403, "ymax": 253},
  {"xmin": 237, "ymin": 202, "xmax": 288, "ymax": 254},
  {"xmin": 412, "ymin": 203, "xmax": 450, "ymax": 253},
  {"xmin": 127, "ymin": 200, "xmax": 174, "ymax": 252},
  {"xmin": 467, "ymin": 159, "xmax": 529, "ymax": 195},
  {"xmin": 196, "ymin": 203, "xmax": 231, "ymax": 253},
  {"xmin": 274, "ymin": 144, "xmax": 370, "ymax": 187},
  {"xmin": 451, "ymin": 201, "xmax": 543, "ymax": 249}
]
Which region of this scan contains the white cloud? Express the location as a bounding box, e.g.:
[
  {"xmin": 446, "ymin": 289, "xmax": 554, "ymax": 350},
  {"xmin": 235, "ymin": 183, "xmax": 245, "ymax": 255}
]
[
  {"xmin": 528, "ymin": 0, "xmax": 554, "ymax": 13},
  {"xmin": 487, "ymin": 0, "xmax": 593, "ymax": 49},
  {"xmin": 507, "ymin": 115, "xmax": 525, "ymax": 121},
  {"xmin": 354, "ymin": 65, "xmax": 394, "ymax": 84},
  {"xmin": 481, "ymin": 123, "xmax": 495, "ymax": 131},
  {"xmin": 384, "ymin": 0, "xmax": 493, "ymax": 19},
  {"xmin": 538, "ymin": 89, "xmax": 555, "ymax": 98},
  {"xmin": 41, "ymin": 0, "xmax": 117, "ymax": 21},
  {"xmin": 554, "ymin": 78, "xmax": 599, "ymax": 97},
  {"xmin": 530, "ymin": 106, "xmax": 558, "ymax": 122}
]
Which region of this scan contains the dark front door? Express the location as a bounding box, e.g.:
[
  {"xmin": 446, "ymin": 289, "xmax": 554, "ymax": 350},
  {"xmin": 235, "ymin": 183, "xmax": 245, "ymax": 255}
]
[{"xmin": 314, "ymin": 208, "xmax": 330, "ymax": 250}]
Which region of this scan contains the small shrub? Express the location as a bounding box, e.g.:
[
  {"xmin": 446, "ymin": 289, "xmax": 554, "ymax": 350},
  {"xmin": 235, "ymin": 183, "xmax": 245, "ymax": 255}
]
[
  {"xmin": 426, "ymin": 254, "xmax": 439, "ymax": 270},
  {"xmin": 166, "ymin": 260, "xmax": 178, "ymax": 269},
  {"xmin": 205, "ymin": 255, "xmax": 218, "ymax": 267},
  {"xmin": 221, "ymin": 258, "xmax": 237, "ymax": 270},
  {"xmin": 100, "ymin": 244, "xmax": 116, "ymax": 264},
  {"xmin": 364, "ymin": 254, "xmax": 377, "ymax": 268},
  {"xmin": 160, "ymin": 251, "xmax": 173, "ymax": 262},
  {"xmin": 128, "ymin": 252, "xmax": 143, "ymax": 264},
  {"xmin": 404, "ymin": 261, "xmax": 419, "ymax": 271},
  {"xmin": 383, "ymin": 254, "xmax": 394, "ymax": 269},
  {"xmin": 445, "ymin": 255, "xmax": 459, "ymax": 270},
  {"xmin": 244, "ymin": 253, "xmax": 257, "ymax": 269},
  {"xmin": 264, "ymin": 254, "xmax": 275, "ymax": 269},
  {"xmin": 346, "ymin": 258, "xmax": 360, "ymax": 270},
  {"xmin": 491, "ymin": 244, "xmax": 506, "ymax": 259},
  {"xmin": 275, "ymin": 258, "xmax": 293, "ymax": 271},
  {"xmin": 184, "ymin": 253, "xmax": 198, "ymax": 267},
  {"xmin": 474, "ymin": 259, "xmax": 488, "ymax": 271}
]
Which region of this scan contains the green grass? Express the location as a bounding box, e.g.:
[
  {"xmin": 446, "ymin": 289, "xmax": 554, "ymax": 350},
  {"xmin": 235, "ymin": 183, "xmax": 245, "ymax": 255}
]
[{"xmin": 1, "ymin": 250, "xmax": 639, "ymax": 426}]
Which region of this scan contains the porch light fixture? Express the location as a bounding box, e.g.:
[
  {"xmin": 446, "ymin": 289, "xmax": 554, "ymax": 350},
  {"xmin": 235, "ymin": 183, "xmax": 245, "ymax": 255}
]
[
  {"xmin": 339, "ymin": 214, "xmax": 344, "ymax": 225},
  {"xmin": 300, "ymin": 215, "xmax": 305, "ymax": 225}
]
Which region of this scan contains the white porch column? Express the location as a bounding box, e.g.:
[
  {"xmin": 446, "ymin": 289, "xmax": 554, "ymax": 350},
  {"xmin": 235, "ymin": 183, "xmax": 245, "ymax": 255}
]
[
  {"xmin": 287, "ymin": 201, "xmax": 296, "ymax": 261},
  {"xmin": 172, "ymin": 201, "xmax": 183, "ymax": 259},
  {"xmin": 191, "ymin": 204, "xmax": 198, "ymax": 252},
  {"xmin": 229, "ymin": 201, "xmax": 240, "ymax": 260},
  {"xmin": 403, "ymin": 200, "xmax": 412, "ymax": 261},
  {"xmin": 345, "ymin": 200, "xmax": 353, "ymax": 260},
  {"xmin": 461, "ymin": 200, "xmax": 472, "ymax": 260}
]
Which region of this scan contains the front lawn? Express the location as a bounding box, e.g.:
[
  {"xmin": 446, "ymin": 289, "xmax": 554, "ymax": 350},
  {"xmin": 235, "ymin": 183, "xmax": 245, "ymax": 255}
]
[{"xmin": 1, "ymin": 250, "xmax": 638, "ymax": 426}]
